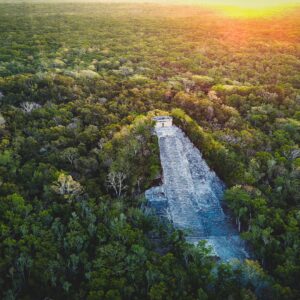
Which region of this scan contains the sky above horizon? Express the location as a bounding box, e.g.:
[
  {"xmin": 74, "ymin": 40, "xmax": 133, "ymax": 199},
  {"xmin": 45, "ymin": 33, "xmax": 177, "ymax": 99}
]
[
  {"xmin": 134, "ymin": 0, "xmax": 300, "ymax": 6},
  {"xmin": 2, "ymin": 0, "xmax": 300, "ymax": 14},
  {"xmin": 3, "ymin": 0, "xmax": 300, "ymax": 5}
]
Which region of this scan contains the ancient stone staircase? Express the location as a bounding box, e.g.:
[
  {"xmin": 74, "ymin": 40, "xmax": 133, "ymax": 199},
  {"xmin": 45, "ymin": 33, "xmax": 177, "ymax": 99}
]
[{"xmin": 146, "ymin": 125, "xmax": 248, "ymax": 260}]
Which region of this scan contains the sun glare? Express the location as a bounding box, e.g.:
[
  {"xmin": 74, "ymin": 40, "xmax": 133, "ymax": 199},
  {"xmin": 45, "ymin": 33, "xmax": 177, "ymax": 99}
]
[
  {"xmin": 215, "ymin": 6, "xmax": 289, "ymax": 18},
  {"xmin": 204, "ymin": 1, "xmax": 299, "ymax": 18},
  {"xmin": 153, "ymin": 0, "xmax": 300, "ymax": 18},
  {"xmin": 211, "ymin": 0, "xmax": 298, "ymax": 8}
]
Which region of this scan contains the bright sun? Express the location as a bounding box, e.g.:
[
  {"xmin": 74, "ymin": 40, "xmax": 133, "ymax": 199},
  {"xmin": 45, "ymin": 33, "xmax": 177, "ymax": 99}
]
[
  {"xmin": 187, "ymin": 0, "xmax": 300, "ymax": 17},
  {"xmin": 179, "ymin": 0, "xmax": 300, "ymax": 7},
  {"xmin": 129, "ymin": 0, "xmax": 300, "ymax": 17}
]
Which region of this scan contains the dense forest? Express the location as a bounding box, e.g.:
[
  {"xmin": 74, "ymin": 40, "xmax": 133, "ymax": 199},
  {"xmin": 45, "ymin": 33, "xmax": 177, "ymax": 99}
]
[{"xmin": 0, "ymin": 2, "xmax": 299, "ymax": 299}]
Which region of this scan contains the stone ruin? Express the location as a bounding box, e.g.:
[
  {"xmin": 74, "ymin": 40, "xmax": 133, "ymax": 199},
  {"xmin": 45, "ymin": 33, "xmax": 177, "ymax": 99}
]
[{"xmin": 146, "ymin": 119, "xmax": 248, "ymax": 260}]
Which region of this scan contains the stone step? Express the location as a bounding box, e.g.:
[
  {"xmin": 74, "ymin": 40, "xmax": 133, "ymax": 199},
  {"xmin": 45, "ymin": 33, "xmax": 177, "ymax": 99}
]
[{"xmin": 146, "ymin": 125, "xmax": 248, "ymax": 260}]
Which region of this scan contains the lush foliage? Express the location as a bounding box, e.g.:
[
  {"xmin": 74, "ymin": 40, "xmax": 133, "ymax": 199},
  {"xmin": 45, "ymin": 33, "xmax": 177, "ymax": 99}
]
[{"xmin": 0, "ymin": 2, "xmax": 299, "ymax": 299}]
